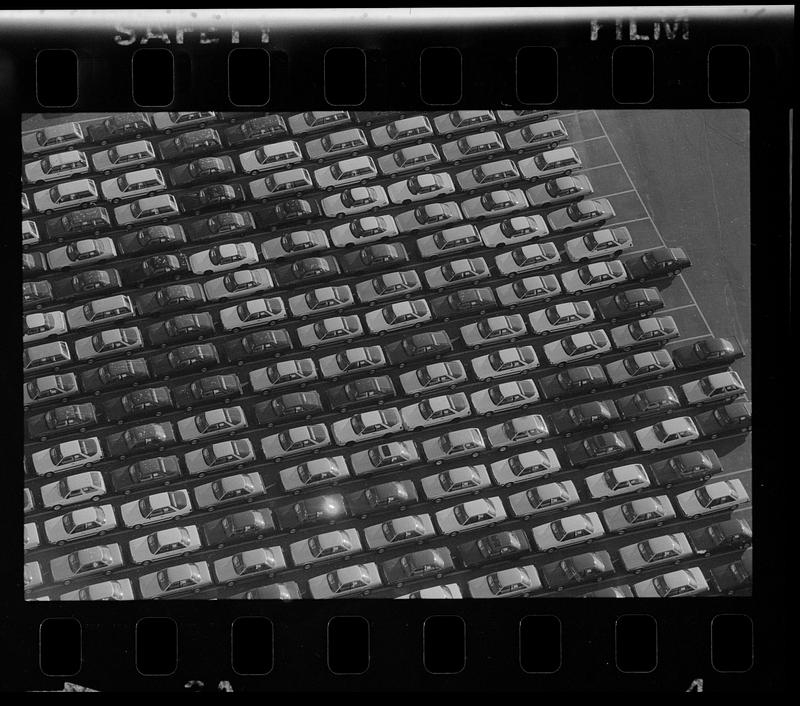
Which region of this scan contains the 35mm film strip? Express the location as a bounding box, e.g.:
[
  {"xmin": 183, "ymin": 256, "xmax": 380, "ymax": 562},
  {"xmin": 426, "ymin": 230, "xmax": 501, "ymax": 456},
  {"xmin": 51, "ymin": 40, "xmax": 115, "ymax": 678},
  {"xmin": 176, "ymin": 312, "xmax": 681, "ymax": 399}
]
[{"xmin": 1, "ymin": 7, "xmax": 791, "ymax": 693}]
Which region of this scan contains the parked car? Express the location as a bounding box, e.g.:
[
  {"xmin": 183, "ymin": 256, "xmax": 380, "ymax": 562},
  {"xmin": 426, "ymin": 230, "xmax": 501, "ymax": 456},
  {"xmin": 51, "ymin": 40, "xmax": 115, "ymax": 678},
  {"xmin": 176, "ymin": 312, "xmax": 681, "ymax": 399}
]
[
  {"xmin": 541, "ymin": 551, "xmax": 614, "ymax": 591},
  {"xmin": 565, "ymin": 431, "xmax": 635, "ymax": 468},
  {"xmin": 457, "ymin": 529, "xmax": 531, "ymax": 569},
  {"xmin": 467, "ymin": 566, "xmax": 542, "ymax": 598},
  {"xmin": 619, "ymin": 533, "xmax": 695, "ymax": 574},
  {"xmin": 676, "ymin": 479, "xmax": 750, "ymax": 519},
  {"xmin": 688, "ymin": 519, "xmax": 751, "ymax": 555},
  {"xmin": 345, "ymin": 479, "xmax": 419, "ymax": 518},
  {"xmin": 531, "ymin": 512, "xmax": 604, "ymax": 552},
  {"xmin": 308, "ymin": 562, "xmax": 382, "ymax": 599},
  {"xmin": 632, "ymin": 567, "xmax": 709, "ymax": 598},
  {"xmin": 138, "ymin": 562, "xmax": 213, "ymax": 599},
  {"xmin": 672, "ymin": 336, "xmax": 745, "ymax": 371},
  {"xmin": 585, "ymin": 464, "xmax": 651, "ymax": 500},
  {"xmin": 602, "ymin": 495, "xmax": 676, "ymax": 534},
  {"xmin": 363, "ymin": 515, "xmax": 435, "ymax": 553},
  {"xmin": 633, "ymin": 417, "xmax": 700, "ymax": 453},
  {"xmin": 649, "ymin": 449, "xmax": 723, "ymax": 489},
  {"xmin": 508, "ymin": 481, "xmax": 580, "ymax": 520},
  {"xmin": 201, "ymin": 507, "xmax": 276, "ymax": 549},
  {"xmin": 380, "ymin": 547, "xmax": 455, "ymax": 587},
  {"xmin": 694, "ymin": 401, "xmax": 752, "ymax": 439},
  {"xmin": 595, "ymin": 287, "xmax": 664, "ymax": 323},
  {"xmin": 193, "ymin": 472, "xmax": 266, "ymax": 510},
  {"xmin": 621, "ymin": 246, "xmax": 691, "ymax": 283},
  {"xmin": 526, "ymin": 174, "xmax": 594, "ymax": 209}
]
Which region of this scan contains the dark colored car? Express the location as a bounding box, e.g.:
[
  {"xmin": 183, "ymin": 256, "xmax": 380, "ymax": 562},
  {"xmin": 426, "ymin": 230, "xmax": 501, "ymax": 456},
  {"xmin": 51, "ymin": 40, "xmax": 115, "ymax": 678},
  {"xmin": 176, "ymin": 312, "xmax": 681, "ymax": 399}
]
[
  {"xmin": 617, "ymin": 385, "xmax": 682, "ymax": 422},
  {"xmin": 102, "ymin": 385, "xmax": 174, "ymax": 423},
  {"xmin": 222, "ymin": 328, "xmax": 294, "ymax": 365},
  {"xmin": 184, "ymin": 210, "xmax": 257, "ymax": 243},
  {"xmin": 27, "ymin": 402, "xmax": 98, "ymax": 442},
  {"xmin": 621, "ymin": 246, "xmax": 691, "ymax": 283},
  {"xmin": 384, "ymin": 330, "xmax": 453, "ymax": 368},
  {"xmin": 136, "ymin": 283, "xmax": 206, "ymax": 316},
  {"xmin": 550, "ymin": 400, "xmax": 621, "ymax": 437},
  {"xmin": 272, "ymin": 255, "xmax": 341, "ymax": 288},
  {"xmin": 171, "ymin": 374, "xmax": 243, "ymax": 410},
  {"xmin": 538, "ymin": 364, "xmax": 610, "ymax": 402},
  {"xmin": 541, "ymin": 551, "xmax": 615, "ymax": 591},
  {"xmin": 345, "ymin": 480, "xmax": 419, "ymax": 520},
  {"xmin": 231, "ymin": 582, "xmax": 302, "ymax": 600},
  {"xmin": 253, "ymin": 198, "xmax": 322, "ymax": 231},
  {"xmin": 694, "ymin": 401, "xmax": 752, "ymax": 440},
  {"xmin": 150, "ymin": 343, "xmax": 220, "ymax": 380},
  {"xmin": 122, "ymin": 253, "xmax": 190, "ymax": 288},
  {"xmin": 222, "ymin": 115, "xmax": 288, "ymax": 148},
  {"xmin": 595, "ymin": 287, "xmax": 664, "ymax": 323},
  {"xmin": 327, "ymin": 375, "xmax": 397, "ymax": 414},
  {"xmin": 22, "ymin": 252, "xmax": 48, "ymax": 277},
  {"xmin": 353, "ymin": 111, "xmax": 408, "ymax": 127},
  {"xmin": 179, "ymin": 183, "xmax": 247, "ymax": 215},
  {"xmin": 23, "ymin": 280, "xmax": 54, "ymax": 310},
  {"xmin": 80, "ymin": 357, "xmax": 152, "ymax": 395},
  {"xmin": 565, "ymin": 431, "xmax": 635, "ymax": 468},
  {"xmin": 168, "ymin": 155, "xmax": 237, "ymax": 187},
  {"xmin": 51, "ymin": 268, "xmax": 123, "ymax": 302},
  {"xmin": 340, "ymin": 242, "xmax": 410, "ymax": 273},
  {"xmin": 380, "ymin": 547, "xmax": 455, "ymax": 587},
  {"xmin": 709, "ymin": 549, "xmax": 752, "ymax": 595},
  {"xmin": 430, "ymin": 286, "xmax": 498, "ymax": 322},
  {"xmin": 116, "ymin": 224, "xmax": 188, "ymax": 256},
  {"xmin": 274, "ymin": 493, "xmax": 349, "ymax": 533},
  {"xmin": 44, "ymin": 206, "xmax": 113, "ymax": 241},
  {"xmin": 457, "ymin": 529, "xmax": 531, "ymax": 569},
  {"xmin": 87, "ymin": 112, "xmax": 152, "ymax": 144},
  {"xmin": 201, "ymin": 507, "xmax": 277, "ymax": 549},
  {"xmin": 109, "ymin": 455, "xmax": 183, "ymax": 495},
  {"xmin": 672, "ymin": 336, "xmax": 745, "ymax": 371},
  {"xmin": 687, "ymin": 519, "xmax": 752, "ymax": 555},
  {"xmin": 254, "ymin": 391, "xmax": 325, "ymax": 427},
  {"xmin": 105, "ymin": 421, "xmax": 177, "ymax": 459},
  {"xmin": 648, "ymin": 449, "xmax": 723, "ymax": 488},
  {"xmin": 156, "ymin": 127, "xmax": 223, "ymax": 161},
  {"xmin": 145, "ymin": 312, "xmax": 216, "ymax": 348}
]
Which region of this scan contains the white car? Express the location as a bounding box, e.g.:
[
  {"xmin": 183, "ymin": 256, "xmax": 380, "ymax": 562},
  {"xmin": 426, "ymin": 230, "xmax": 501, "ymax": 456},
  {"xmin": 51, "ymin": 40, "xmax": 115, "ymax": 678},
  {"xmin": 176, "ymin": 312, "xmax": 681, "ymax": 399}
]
[
  {"xmin": 279, "ymin": 456, "xmax": 350, "ymax": 494},
  {"xmin": 460, "ymin": 314, "xmax": 526, "ymax": 349},
  {"xmin": 238, "ymin": 140, "xmax": 303, "ymax": 174},
  {"xmin": 90, "ymin": 140, "xmax": 157, "ymax": 174},
  {"xmin": 331, "ymin": 408, "xmax": 403, "ymax": 446},
  {"xmin": 495, "ymin": 242, "xmax": 561, "ymax": 276},
  {"xmin": 114, "ymin": 194, "xmax": 181, "ymax": 227},
  {"xmin": 287, "ymin": 110, "xmax": 351, "ymax": 135},
  {"xmin": 470, "ymin": 379, "xmax": 539, "ymax": 416},
  {"xmin": 371, "ymin": 115, "xmax": 434, "ymax": 148},
  {"xmin": 355, "ymin": 270, "xmax": 423, "ymax": 304},
  {"xmin": 319, "ymin": 345, "xmax": 386, "ymax": 380},
  {"xmin": 46, "ymin": 237, "xmax": 117, "ymax": 271},
  {"xmin": 248, "ymin": 167, "xmax": 313, "ymax": 201},
  {"xmin": 49, "ymin": 544, "xmax": 125, "ymax": 584},
  {"xmin": 456, "ymin": 158, "xmax": 520, "ymax": 192},
  {"xmin": 396, "ymin": 583, "xmax": 463, "ymax": 599},
  {"xmin": 634, "ymin": 417, "xmax": 700, "ymax": 452},
  {"xmin": 138, "ymin": 562, "xmax": 213, "ymax": 599},
  {"xmin": 23, "ymin": 311, "xmax": 68, "ymax": 344},
  {"xmin": 297, "ymin": 315, "xmax": 364, "ymax": 349},
  {"xmin": 290, "ymin": 528, "xmax": 363, "ymax": 568},
  {"xmin": 22, "ymin": 121, "xmax": 85, "ymax": 157},
  {"xmin": 73, "ymin": 327, "xmax": 144, "ymax": 362},
  {"xmin": 22, "ymin": 220, "xmax": 40, "ymax": 246},
  {"xmin": 680, "ymin": 371, "xmax": 746, "ymax": 406},
  {"xmin": 213, "ymin": 547, "xmax": 287, "ymax": 586},
  {"xmin": 365, "ymin": 299, "xmax": 432, "ymax": 334},
  {"xmin": 193, "ymin": 472, "xmax": 266, "ymax": 509},
  {"xmin": 399, "ymin": 360, "xmax": 467, "ymax": 396},
  {"xmin": 532, "ymin": 512, "xmax": 605, "ymax": 552},
  {"xmin": 504, "ymin": 118, "xmax": 568, "ymax": 153},
  {"xmin": 485, "ymin": 414, "xmax": 550, "ymax": 450},
  {"xmin": 528, "ymin": 301, "xmax": 596, "ymax": 335},
  {"xmin": 387, "ymin": 172, "xmax": 455, "ymax": 205},
  {"xmin": 184, "ymin": 439, "xmax": 256, "ymax": 478},
  {"xmin": 363, "ymin": 515, "xmax": 436, "ymax": 552},
  {"xmin": 424, "ymin": 257, "xmax": 489, "ymax": 291},
  {"xmin": 441, "ymin": 131, "xmax": 504, "ymax": 164},
  {"xmin": 543, "ymin": 330, "xmax": 612, "ymax": 367},
  {"xmin": 40, "ymin": 471, "xmax": 107, "ymax": 511},
  {"xmin": 376, "ymin": 143, "xmax": 442, "ymax": 176},
  {"xmin": 433, "ymin": 110, "xmax": 496, "ymax": 137},
  {"xmin": 203, "ymin": 268, "xmax": 274, "ymax": 302},
  {"xmin": 305, "ymin": 128, "xmax": 369, "ymax": 162},
  {"xmin": 220, "ymin": 297, "xmax": 287, "ymax": 331},
  {"xmin": 99, "ymin": 167, "xmax": 166, "ymax": 203},
  {"xmin": 260, "ymin": 229, "xmax": 329, "ymax": 261},
  {"xmin": 561, "ymin": 260, "xmax": 628, "ymax": 294},
  {"xmin": 467, "ymin": 566, "xmax": 541, "ymax": 598},
  {"xmin": 479, "ymin": 214, "xmax": 549, "ymax": 248},
  {"xmin": 422, "ymin": 428, "xmax": 486, "ymax": 464},
  {"xmin": 120, "ymin": 490, "xmax": 192, "ymax": 529},
  {"xmin": 526, "ymin": 174, "xmax": 594, "ymax": 208},
  {"xmin": 676, "ymin": 479, "xmax": 750, "ymax": 519},
  {"xmin": 434, "ymin": 497, "xmax": 507, "ymax": 536},
  {"xmin": 314, "ymin": 155, "xmax": 378, "ymax": 191},
  {"xmin": 308, "ymin": 562, "xmax": 382, "ymax": 598},
  {"xmin": 400, "ymin": 392, "xmax": 471, "ymax": 431},
  {"xmin": 518, "ymin": 146, "xmax": 582, "ymax": 182},
  {"xmin": 320, "ymin": 185, "xmax": 389, "ymax": 219},
  {"xmin": 249, "ymin": 359, "xmax": 318, "ymax": 393},
  {"xmin": 128, "ymin": 525, "xmax": 202, "ymax": 565},
  {"xmin": 24, "ymin": 523, "xmax": 40, "ymax": 552},
  {"xmin": 632, "ymin": 567, "xmax": 709, "ymax": 598},
  {"xmin": 610, "ymin": 315, "xmax": 679, "ymax": 351},
  {"xmin": 23, "ymin": 373, "xmax": 78, "ymax": 410},
  {"xmin": 585, "ymin": 464, "xmax": 652, "ymax": 499},
  {"xmin": 24, "ymin": 561, "xmax": 44, "ymax": 591},
  {"xmin": 329, "ymin": 214, "xmax": 399, "ymax": 248},
  {"xmin": 496, "ymin": 275, "xmax": 562, "ymax": 308},
  {"xmin": 260, "ymin": 424, "xmax": 331, "ymax": 462},
  {"xmin": 188, "ymin": 242, "xmax": 259, "ymax": 275},
  {"xmin": 33, "ymin": 178, "xmax": 98, "ymax": 214},
  {"xmin": 289, "ymin": 285, "xmax": 354, "ymax": 319},
  {"xmin": 618, "ymin": 533, "xmax": 695, "ymax": 574},
  {"xmin": 489, "ymin": 448, "xmax": 561, "ymax": 487},
  {"xmin": 65, "ymin": 294, "xmax": 135, "ymax": 331},
  {"xmin": 60, "ymin": 578, "xmax": 135, "ymax": 601},
  {"xmin": 24, "ymin": 149, "xmax": 89, "ymax": 184},
  {"xmin": 461, "ymin": 188, "xmax": 528, "ymax": 220},
  {"xmin": 176, "ymin": 406, "xmax": 247, "ymax": 443},
  {"xmin": 417, "ymin": 224, "xmax": 482, "ymax": 258},
  {"xmin": 508, "ymin": 480, "xmax": 581, "ymax": 519},
  {"xmin": 605, "ymin": 349, "xmax": 675, "ymax": 386},
  {"xmin": 396, "ymin": 201, "xmax": 462, "ymax": 234},
  {"xmin": 44, "ymin": 505, "xmax": 118, "ymax": 545},
  {"xmin": 420, "ymin": 464, "xmax": 492, "ymax": 502},
  {"xmin": 31, "ymin": 438, "xmax": 104, "ymax": 477},
  {"xmin": 564, "ymin": 227, "xmax": 633, "ymax": 262},
  {"xmin": 151, "ymin": 111, "xmax": 216, "ymax": 132}
]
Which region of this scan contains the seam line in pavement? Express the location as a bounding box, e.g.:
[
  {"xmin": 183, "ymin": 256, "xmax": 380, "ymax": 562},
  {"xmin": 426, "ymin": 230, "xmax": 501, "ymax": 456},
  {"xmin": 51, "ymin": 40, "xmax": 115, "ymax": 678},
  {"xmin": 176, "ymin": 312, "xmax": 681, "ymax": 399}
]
[{"xmin": 582, "ymin": 160, "xmax": 621, "ymax": 172}]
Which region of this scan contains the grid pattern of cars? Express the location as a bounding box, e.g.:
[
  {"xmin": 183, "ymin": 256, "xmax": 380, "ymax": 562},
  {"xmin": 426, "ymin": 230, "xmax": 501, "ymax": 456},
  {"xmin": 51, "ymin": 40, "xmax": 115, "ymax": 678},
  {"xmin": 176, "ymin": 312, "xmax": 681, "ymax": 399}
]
[{"xmin": 23, "ymin": 110, "xmax": 752, "ymax": 600}]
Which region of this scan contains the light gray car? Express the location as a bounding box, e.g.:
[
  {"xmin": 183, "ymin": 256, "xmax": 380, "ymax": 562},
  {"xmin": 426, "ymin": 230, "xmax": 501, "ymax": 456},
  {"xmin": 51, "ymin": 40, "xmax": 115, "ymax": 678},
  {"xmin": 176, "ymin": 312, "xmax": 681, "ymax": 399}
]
[
  {"xmin": 297, "ymin": 315, "xmax": 364, "ymax": 349},
  {"xmin": 193, "ymin": 472, "xmax": 266, "ymax": 510},
  {"xmin": 470, "ymin": 378, "xmax": 539, "ymax": 416},
  {"xmin": 467, "ymin": 565, "xmax": 541, "ymax": 598},
  {"xmin": 288, "ymin": 285, "xmax": 354, "ymax": 319},
  {"xmin": 44, "ymin": 504, "xmax": 118, "ymax": 545},
  {"xmin": 460, "ymin": 314, "xmax": 526, "ymax": 350},
  {"xmin": 290, "ymin": 528, "xmax": 363, "ymax": 569},
  {"xmin": 398, "ymin": 360, "xmax": 467, "ymax": 396},
  {"xmin": 489, "ymin": 448, "xmax": 562, "ymax": 487},
  {"xmin": 363, "ymin": 515, "xmax": 435, "ymax": 552},
  {"xmin": 139, "ymin": 561, "xmax": 213, "ymax": 598},
  {"xmin": 203, "ymin": 268, "xmax": 274, "ymax": 302},
  {"xmin": 618, "ymin": 533, "xmax": 695, "ymax": 574},
  {"xmin": 422, "ymin": 428, "xmax": 486, "ymax": 465},
  {"xmin": 279, "ymin": 456, "xmax": 350, "ymax": 494},
  {"xmin": 308, "ymin": 562, "xmax": 382, "ymax": 598},
  {"xmin": 40, "ymin": 471, "xmax": 107, "ymax": 511},
  {"xmin": 249, "ymin": 358, "xmax": 318, "ymax": 393},
  {"xmin": 400, "ymin": 392, "xmax": 470, "ymax": 432},
  {"xmin": 396, "ymin": 201, "xmax": 462, "ymax": 234},
  {"xmin": 319, "ymin": 345, "xmax": 385, "ymax": 380},
  {"xmin": 213, "ymin": 547, "xmax": 287, "ymax": 587},
  {"xmin": 184, "ymin": 439, "xmax": 256, "ymax": 477},
  {"xmin": 508, "ymin": 481, "xmax": 580, "ymax": 519},
  {"xmin": 177, "ymin": 406, "xmax": 248, "ymax": 443},
  {"xmin": 485, "ymin": 414, "xmax": 550, "ymax": 451},
  {"xmin": 601, "ymin": 495, "xmax": 676, "ymax": 534},
  {"xmin": 420, "ymin": 465, "xmax": 491, "ymax": 502},
  {"xmin": 350, "ymin": 440, "xmax": 420, "ymax": 477},
  {"xmin": 261, "ymin": 424, "xmax": 331, "ymax": 462},
  {"xmin": 355, "ymin": 270, "xmax": 423, "ymax": 305},
  {"xmin": 332, "ymin": 408, "xmax": 403, "ymax": 446},
  {"xmin": 129, "ymin": 525, "xmax": 202, "ymax": 565},
  {"xmin": 376, "ymin": 143, "xmax": 442, "ymax": 176},
  {"xmin": 49, "ymin": 544, "xmax": 124, "ymax": 584},
  {"xmin": 434, "ymin": 497, "xmax": 507, "ymax": 536},
  {"xmin": 260, "ymin": 229, "xmax": 329, "ymax": 261},
  {"xmin": 470, "ymin": 345, "xmax": 540, "ymax": 382},
  {"xmin": 585, "ymin": 464, "xmax": 651, "ymax": 500},
  {"xmin": 61, "ymin": 578, "xmax": 135, "ymax": 601}
]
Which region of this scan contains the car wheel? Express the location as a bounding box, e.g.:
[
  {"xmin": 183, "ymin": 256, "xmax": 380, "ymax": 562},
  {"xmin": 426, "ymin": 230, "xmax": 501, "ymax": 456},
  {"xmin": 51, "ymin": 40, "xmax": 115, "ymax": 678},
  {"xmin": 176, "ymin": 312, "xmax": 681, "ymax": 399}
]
[{"xmin": 134, "ymin": 524, "xmax": 143, "ymax": 530}]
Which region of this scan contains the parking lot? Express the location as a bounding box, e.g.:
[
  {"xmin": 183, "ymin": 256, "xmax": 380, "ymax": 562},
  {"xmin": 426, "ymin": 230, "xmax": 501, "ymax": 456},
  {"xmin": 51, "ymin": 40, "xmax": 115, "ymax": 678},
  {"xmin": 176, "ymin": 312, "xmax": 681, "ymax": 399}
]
[{"xmin": 22, "ymin": 109, "xmax": 751, "ymax": 600}]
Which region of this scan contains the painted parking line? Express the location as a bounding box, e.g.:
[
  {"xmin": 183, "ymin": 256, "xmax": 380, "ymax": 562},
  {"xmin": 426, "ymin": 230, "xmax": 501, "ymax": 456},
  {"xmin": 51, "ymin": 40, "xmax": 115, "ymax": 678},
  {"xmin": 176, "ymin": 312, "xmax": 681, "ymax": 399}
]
[
  {"xmin": 564, "ymin": 134, "xmax": 610, "ymax": 148},
  {"xmin": 599, "ymin": 187, "xmax": 635, "ymax": 200},
  {"xmin": 582, "ymin": 160, "xmax": 621, "ymax": 172},
  {"xmin": 671, "ymin": 333, "xmax": 712, "ymax": 345},
  {"xmin": 659, "ymin": 303, "xmax": 698, "ymax": 316},
  {"xmin": 608, "ymin": 216, "xmax": 650, "ymax": 227},
  {"xmin": 593, "ymin": 110, "xmax": 714, "ymax": 337}
]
